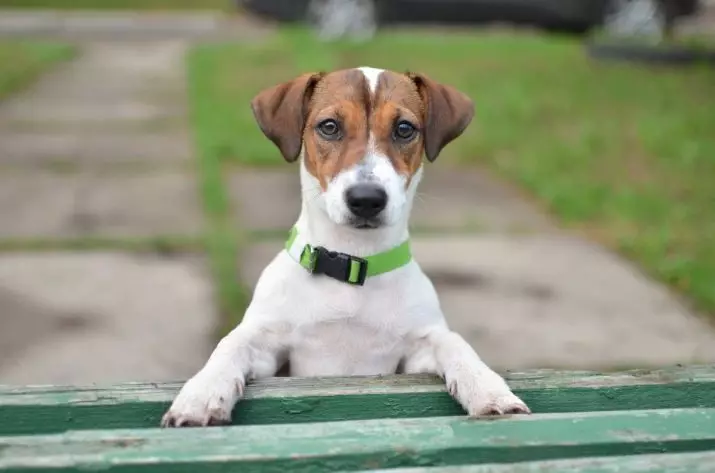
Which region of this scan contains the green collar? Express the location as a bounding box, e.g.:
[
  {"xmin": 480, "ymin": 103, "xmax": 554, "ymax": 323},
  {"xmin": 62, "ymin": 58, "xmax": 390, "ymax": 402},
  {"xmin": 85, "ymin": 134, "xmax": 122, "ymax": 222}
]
[{"xmin": 285, "ymin": 227, "xmax": 412, "ymax": 286}]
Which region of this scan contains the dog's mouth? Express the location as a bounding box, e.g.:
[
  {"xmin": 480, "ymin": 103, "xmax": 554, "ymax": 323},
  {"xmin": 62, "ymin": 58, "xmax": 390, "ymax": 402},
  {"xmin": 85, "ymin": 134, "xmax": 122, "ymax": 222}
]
[{"xmin": 348, "ymin": 217, "xmax": 383, "ymax": 230}]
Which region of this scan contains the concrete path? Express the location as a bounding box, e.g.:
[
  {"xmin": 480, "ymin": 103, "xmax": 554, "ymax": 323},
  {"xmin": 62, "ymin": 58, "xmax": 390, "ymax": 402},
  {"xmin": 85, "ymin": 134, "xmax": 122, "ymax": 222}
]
[
  {"xmin": 0, "ymin": 253, "xmax": 214, "ymax": 385},
  {"xmin": 0, "ymin": 10, "xmax": 274, "ymax": 41},
  {"xmin": 0, "ymin": 41, "xmax": 215, "ymax": 385},
  {"xmin": 233, "ymin": 166, "xmax": 715, "ymax": 371},
  {"xmin": 0, "ymin": 42, "xmax": 203, "ymax": 239}
]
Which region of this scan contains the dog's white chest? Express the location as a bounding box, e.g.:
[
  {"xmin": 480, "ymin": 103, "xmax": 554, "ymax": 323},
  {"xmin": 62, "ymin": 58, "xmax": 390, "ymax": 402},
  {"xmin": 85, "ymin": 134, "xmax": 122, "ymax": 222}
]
[
  {"xmin": 246, "ymin": 252, "xmax": 444, "ymax": 378},
  {"xmin": 290, "ymin": 317, "xmax": 406, "ymax": 376},
  {"xmin": 287, "ymin": 269, "xmax": 409, "ymax": 377},
  {"xmin": 248, "ymin": 252, "xmax": 422, "ymax": 377}
]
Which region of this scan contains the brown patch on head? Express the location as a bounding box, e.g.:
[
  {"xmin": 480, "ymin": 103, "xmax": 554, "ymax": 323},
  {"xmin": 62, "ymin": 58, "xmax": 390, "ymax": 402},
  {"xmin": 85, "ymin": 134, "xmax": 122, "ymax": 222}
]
[
  {"xmin": 302, "ymin": 68, "xmax": 428, "ymax": 189},
  {"xmin": 302, "ymin": 69, "xmax": 371, "ymax": 189},
  {"xmin": 251, "ymin": 68, "xmax": 474, "ymax": 190},
  {"xmin": 371, "ymin": 71, "xmax": 426, "ymax": 185}
]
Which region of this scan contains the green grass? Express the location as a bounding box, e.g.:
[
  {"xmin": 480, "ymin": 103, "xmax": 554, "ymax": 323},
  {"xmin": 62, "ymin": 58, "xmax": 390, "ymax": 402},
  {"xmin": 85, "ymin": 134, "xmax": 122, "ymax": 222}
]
[
  {"xmin": 0, "ymin": 42, "xmax": 75, "ymax": 101},
  {"xmin": 0, "ymin": 0, "xmax": 229, "ymax": 9},
  {"xmin": 189, "ymin": 28, "xmax": 715, "ymax": 322},
  {"xmin": 188, "ymin": 45, "xmax": 253, "ymax": 337}
]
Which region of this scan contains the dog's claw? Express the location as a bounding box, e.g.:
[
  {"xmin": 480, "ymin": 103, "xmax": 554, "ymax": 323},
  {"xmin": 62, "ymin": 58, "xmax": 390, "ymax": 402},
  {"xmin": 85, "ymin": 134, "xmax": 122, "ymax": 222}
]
[
  {"xmin": 162, "ymin": 411, "xmax": 229, "ymax": 428},
  {"xmin": 160, "ymin": 413, "xmax": 175, "ymax": 428},
  {"xmin": 481, "ymin": 406, "xmax": 503, "ymax": 416},
  {"xmin": 477, "ymin": 402, "xmax": 530, "ymax": 416},
  {"xmin": 207, "ymin": 417, "xmax": 231, "ymax": 426},
  {"xmin": 467, "ymin": 390, "xmax": 531, "ymax": 418},
  {"xmin": 469, "ymin": 401, "xmax": 530, "ymax": 418},
  {"xmin": 506, "ymin": 403, "xmax": 531, "ymax": 415}
]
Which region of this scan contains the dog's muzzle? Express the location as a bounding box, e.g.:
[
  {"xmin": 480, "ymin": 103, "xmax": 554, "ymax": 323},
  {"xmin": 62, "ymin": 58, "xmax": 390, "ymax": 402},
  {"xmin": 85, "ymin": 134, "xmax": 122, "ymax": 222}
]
[{"xmin": 345, "ymin": 183, "xmax": 387, "ymax": 228}]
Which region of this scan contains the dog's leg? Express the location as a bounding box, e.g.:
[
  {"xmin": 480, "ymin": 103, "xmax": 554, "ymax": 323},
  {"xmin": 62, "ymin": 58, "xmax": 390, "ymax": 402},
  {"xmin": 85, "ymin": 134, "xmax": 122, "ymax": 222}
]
[
  {"xmin": 161, "ymin": 320, "xmax": 285, "ymax": 427},
  {"xmin": 405, "ymin": 326, "xmax": 530, "ymax": 416}
]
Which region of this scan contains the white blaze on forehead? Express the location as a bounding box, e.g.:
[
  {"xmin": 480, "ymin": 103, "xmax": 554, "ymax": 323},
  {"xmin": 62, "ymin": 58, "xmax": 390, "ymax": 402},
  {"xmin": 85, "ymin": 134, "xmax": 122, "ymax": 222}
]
[
  {"xmin": 357, "ymin": 66, "xmax": 384, "ymax": 94},
  {"xmin": 357, "ymin": 67, "xmax": 384, "ymax": 159},
  {"xmin": 357, "ymin": 67, "xmax": 387, "ymax": 177}
]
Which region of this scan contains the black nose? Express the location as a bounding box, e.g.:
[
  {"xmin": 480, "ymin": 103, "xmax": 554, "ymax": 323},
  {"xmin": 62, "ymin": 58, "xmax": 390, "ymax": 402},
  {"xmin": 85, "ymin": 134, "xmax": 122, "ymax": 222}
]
[{"xmin": 345, "ymin": 184, "xmax": 388, "ymax": 219}]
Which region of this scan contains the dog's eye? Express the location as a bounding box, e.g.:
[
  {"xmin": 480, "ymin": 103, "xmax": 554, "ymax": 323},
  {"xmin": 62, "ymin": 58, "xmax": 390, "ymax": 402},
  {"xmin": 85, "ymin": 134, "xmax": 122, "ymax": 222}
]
[
  {"xmin": 316, "ymin": 119, "xmax": 341, "ymax": 139},
  {"xmin": 394, "ymin": 120, "xmax": 417, "ymax": 142}
]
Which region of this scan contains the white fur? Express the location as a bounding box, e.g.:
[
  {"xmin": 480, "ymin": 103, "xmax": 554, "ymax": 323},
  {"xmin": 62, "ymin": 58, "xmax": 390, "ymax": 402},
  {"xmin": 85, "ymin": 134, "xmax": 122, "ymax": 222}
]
[
  {"xmin": 358, "ymin": 66, "xmax": 383, "ymax": 93},
  {"xmin": 323, "ymin": 137, "xmax": 407, "ymax": 229},
  {"xmin": 161, "ymin": 70, "xmax": 529, "ymax": 427}
]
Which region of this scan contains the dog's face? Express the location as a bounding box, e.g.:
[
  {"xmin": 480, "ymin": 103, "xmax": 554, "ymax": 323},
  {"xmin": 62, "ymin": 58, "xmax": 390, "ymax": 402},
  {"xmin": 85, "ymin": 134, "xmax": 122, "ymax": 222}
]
[{"xmin": 251, "ymin": 67, "xmax": 474, "ymax": 230}]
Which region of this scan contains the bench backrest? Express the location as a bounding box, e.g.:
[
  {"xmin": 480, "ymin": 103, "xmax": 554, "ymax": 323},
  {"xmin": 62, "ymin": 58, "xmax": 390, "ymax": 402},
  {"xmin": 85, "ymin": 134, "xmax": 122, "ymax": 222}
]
[{"xmin": 1, "ymin": 365, "xmax": 714, "ymax": 471}]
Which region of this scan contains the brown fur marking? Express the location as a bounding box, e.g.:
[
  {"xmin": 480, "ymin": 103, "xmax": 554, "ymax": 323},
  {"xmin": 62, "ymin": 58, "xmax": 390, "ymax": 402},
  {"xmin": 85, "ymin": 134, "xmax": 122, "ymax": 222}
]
[
  {"xmin": 252, "ymin": 67, "xmax": 473, "ymax": 188},
  {"xmin": 303, "ymin": 69, "xmax": 426, "ymax": 189}
]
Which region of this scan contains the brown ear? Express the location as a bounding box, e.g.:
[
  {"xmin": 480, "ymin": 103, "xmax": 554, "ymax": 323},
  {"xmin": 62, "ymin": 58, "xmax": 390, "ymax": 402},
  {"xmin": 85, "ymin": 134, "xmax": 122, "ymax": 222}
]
[
  {"xmin": 250, "ymin": 72, "xmax": 324, "ymax": 162},
  {"xmin": 408, "ymin": 72, "xmax": 474, "ymax": 162}
]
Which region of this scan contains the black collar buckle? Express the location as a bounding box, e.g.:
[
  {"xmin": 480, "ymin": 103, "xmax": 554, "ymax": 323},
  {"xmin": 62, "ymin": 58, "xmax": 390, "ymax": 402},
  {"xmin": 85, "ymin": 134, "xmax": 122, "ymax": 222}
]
[{"xmin": 308, "ymin": 246, "xmax": 368, "ymax": 286}]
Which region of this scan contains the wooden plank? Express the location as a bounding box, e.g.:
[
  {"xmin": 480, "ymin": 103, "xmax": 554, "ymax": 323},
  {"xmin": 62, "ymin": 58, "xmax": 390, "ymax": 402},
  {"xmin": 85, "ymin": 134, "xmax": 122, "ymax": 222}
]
[
  {"xmin": 1, "ymin": 365, "xmax": 714, "ymax": 435},
  {"xmin": 1, "ymin": 408, "xmax": 715, "ymax": 472},
  {"xmin": 363, "ymin": 451, "xmax": 715, "ymax": 472}
]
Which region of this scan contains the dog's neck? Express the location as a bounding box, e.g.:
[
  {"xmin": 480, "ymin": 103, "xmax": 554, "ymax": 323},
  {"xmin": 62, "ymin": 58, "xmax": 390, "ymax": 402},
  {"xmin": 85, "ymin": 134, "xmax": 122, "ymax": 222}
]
[{"xmin": 294, "ymin": 160, "xmax": 415, "ymax": 258}]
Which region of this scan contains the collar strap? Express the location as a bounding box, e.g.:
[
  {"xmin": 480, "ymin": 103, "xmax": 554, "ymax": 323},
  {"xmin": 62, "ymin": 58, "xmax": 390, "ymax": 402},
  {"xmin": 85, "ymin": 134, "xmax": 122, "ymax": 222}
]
[{"xmin": 285, "ymin": 227, "xmax": 411, "ymax": 286}]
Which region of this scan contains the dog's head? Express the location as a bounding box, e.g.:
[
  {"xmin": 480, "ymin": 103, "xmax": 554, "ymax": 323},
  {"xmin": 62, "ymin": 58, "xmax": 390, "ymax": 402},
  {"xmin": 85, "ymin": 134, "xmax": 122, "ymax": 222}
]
[{"xmin": 251, "ymin": 67, "xmax": 474, "ymax": 230}]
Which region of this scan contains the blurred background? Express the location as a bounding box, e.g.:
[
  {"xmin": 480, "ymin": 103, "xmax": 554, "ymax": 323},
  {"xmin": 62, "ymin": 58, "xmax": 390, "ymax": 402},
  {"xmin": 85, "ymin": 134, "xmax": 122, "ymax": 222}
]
[{"xmin": 0, "ymin": 0, "xmax": 713, "ymax": 386}]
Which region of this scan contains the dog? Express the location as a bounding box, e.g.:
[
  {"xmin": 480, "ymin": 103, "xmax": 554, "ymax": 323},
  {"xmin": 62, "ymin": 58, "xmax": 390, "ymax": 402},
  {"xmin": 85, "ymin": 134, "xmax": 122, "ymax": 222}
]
[{"xmin": 161, "ymin": 67, "xmax": 530, "ymax": 427}]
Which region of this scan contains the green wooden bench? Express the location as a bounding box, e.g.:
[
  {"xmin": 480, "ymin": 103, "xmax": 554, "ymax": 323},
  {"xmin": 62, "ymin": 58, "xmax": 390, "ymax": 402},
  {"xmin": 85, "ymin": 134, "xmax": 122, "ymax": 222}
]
[{"xmin": 1, "ymin": 365, "xmax": 714, "ymax": 471}]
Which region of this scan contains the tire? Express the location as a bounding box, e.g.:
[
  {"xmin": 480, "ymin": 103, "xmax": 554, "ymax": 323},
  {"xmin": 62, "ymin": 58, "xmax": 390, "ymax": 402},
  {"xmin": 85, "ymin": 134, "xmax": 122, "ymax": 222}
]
[
  {"xmin": 306, "ymin": 0, "xmax": 378, "ymax": 41},
  {"xmin": 601, "ymin": 0, "xmax": 670, "ymax": 40}
]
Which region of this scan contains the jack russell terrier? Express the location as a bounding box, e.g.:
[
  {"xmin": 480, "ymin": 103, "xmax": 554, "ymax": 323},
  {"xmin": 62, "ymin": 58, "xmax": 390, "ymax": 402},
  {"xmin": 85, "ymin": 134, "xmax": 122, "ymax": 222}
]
[{"xmin": 161, "ymin": 66, "xmax": 530, "ymax": 427}]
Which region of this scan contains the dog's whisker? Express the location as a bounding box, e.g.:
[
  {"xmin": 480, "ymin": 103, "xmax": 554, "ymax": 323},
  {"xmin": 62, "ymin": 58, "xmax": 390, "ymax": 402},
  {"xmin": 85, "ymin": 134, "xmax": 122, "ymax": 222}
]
[{"xmin": 413, "ymin": 192, "xmax": 450, "ymax": 209}]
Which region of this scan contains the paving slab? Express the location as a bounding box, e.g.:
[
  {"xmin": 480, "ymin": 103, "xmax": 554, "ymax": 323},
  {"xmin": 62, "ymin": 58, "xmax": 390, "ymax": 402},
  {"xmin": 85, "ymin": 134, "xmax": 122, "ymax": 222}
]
[
  {"xmin": 0, "ymin": 41, "xmax": 193, "ymax": 173},
  {"xmin": 229, "ymin": 168, "xmax": 554, "ymax": 233},
  {"xmin": 0, "ymin": 37, "xmax": 219, "ymax": 385},
  {"xmin": 239, "ymin": 237, "xmax": 715, "ymax": 371},
  {"xmin": 0, "ymin": 10, "xmax": 275, "ymax": 41},
  {"xmin": 0, "ymin": 171, "xmax": 203, "ymax": 238},
  {"xmin": 0, "ymin": 41, "xmax": 204, "ymax": 235},
  {"xmin": 414, "ymin": 167, "xmax": 554, "ymax": 232},
  {"xmin": 0, "ymin": 131, "xmax": 192, "ymax": 167},
  {"xmin": 0, "ymin": 41, "xmax": 189, "ymax": 132},
  {"xmin": 0, "ymin": 252, "xmax": 215, "ymax": 385},
  {"xmin": 229, "ymin": 169, "xmax": 301, "ymax": 232}
]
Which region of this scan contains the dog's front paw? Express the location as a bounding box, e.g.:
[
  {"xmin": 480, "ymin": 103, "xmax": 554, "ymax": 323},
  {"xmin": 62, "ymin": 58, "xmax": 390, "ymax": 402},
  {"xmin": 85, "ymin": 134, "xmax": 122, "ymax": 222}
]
[
  {"xmin": 469, "ymin": 389, "xmax": 530, "ymax": 417},
  {"xmin": 161, "ymin": 375, "xmax": 241, "ymax": 428},
  {"xmin": 447, "ymin": 373, "xmax": 530, "ymax": 417}
]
